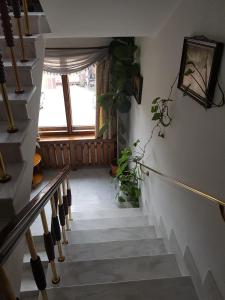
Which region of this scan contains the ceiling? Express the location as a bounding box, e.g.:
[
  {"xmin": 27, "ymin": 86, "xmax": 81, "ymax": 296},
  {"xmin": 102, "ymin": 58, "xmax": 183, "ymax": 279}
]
[{"xmin": 39, "ymin": 0, "xmax": 182, "ymax": 38}]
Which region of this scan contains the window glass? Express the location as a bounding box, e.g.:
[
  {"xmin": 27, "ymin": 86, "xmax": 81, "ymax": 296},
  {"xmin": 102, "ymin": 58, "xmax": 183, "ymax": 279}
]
[
  {"xmin": 39, "ymin": 72, "xmax": 67, "ymax": 127},
  {"xmin": 68, "ymin": 65, "xmax": 96, "ymax": 127}
]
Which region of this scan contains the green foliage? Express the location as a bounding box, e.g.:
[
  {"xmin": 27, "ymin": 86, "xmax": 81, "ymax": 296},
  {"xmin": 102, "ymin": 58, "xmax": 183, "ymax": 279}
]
[
  {"xmin": 150, "ymin": 74, "xmax": 178, "ymax": 138},
  {"xmin": 98, "ymin": 37, "xmax": 140, "ymax": 136},
  {"xmin": 115, "ymin": 141, "xmax": 142, "ymax": 208},
  {"xmin": 151, "ymin": 97, "xmax": 173, "ymax": 136}
]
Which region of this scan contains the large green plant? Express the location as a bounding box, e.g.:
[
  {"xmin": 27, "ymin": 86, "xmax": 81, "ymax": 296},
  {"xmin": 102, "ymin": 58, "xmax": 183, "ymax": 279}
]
[
  {"xmin": 116, "ymin": 141, "xmax": 142, "ymax": 207},
  {"xmin": 98, "ymin": 37, "xmax": 140, "ymax": 136}
]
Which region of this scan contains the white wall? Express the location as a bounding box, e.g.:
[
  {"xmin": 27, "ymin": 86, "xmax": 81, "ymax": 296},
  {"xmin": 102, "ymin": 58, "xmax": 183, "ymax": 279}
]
[
  {"xmin": 40, "ymin": 0, "xmax": 181, "ymax": 37},
  {"xmin": 44, "ymin": 36, "xmax": 111, "ymax": 48},
  {"xmin": 129, "ymin": 0, "xmax": 225, "ymax": 297}
]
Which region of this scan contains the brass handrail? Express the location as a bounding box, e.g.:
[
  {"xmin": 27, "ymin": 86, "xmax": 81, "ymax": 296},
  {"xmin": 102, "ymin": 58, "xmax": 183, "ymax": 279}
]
[{"xmin": 138, "ymin": 162, "xmax": 225, "ymax": 207}]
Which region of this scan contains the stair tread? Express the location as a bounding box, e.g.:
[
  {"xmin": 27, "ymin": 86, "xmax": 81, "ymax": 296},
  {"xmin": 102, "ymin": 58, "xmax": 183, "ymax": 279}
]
[
  {"xmin": 0, "ymin": 120, "xmax": 31, "ymax": 144},
  {"xmin": 9, "ymin": 12, "xmax": 46, "ymax": 17},
  {"xmin": 24, "ymin": 238, "xmax": 167, "ymax": 264},
  {"xmin": 71, "ymin": 215, "xmax": 149, "ymax": 230},
  {"xmin": 0, "ymin": 86, "xmax": 36, "ymax": 103},
  {"xmin": 3, "ymin": 58, "xmax": 39, "ymax": 69},
  {"xmin": 0, "ymin": 161, "xmax": 26, "ymax": 199},
  {"xmin": 71, "ymin": 207, "xmax": 144, "ymax": 219},
  {"xmin": 46, "ymin": 254, "xmax": 181, "ymax": 288},
  {"xmin": 0, "ymin": 34, "xmax": 41, "ymax": 40},
  {"xmin": 44, "ymin": 276, "xmax": 199, "ymax": 300},
  {"xmin": 30, "ymin": 215, "xmax": 150, "ymax": 235},
  {"xmin": 32, "ymin": 226, "xmax": 157, "ymax": 251}
]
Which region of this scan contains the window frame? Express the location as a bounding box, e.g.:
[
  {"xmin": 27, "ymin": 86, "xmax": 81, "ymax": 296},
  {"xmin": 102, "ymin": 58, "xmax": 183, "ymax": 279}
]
[{"xmin": 38, "ymin": 73, "xmax": 96, "ymax": 137}]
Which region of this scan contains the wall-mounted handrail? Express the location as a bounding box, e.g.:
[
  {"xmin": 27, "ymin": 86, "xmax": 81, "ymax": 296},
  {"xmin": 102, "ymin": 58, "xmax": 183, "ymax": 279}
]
[
  {"xmin": 138, "ymin": 161, "xmax": 225, "ymax": 208},
  {"xmin": 0, "ymin": 165, "xmax": 70, "ymax": 266}
]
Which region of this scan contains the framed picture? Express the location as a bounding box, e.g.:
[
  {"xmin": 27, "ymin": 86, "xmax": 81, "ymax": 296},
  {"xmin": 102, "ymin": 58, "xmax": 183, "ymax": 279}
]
[
  {"xmin": 178, "ymin": 36, "xmax": 224, "ymax": 108},
  {"xmin": 133, "ymin": 73, "xmax": 143, "ymax": 104}
]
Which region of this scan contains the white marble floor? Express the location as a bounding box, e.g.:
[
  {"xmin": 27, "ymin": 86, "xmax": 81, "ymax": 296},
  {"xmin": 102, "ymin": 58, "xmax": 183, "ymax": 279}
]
[
  {"xmin": 31, "ymin": 168, "xmax": 118, "ymax": 209},
  {"xmin": 30, "ymin": 168, "xmax": 118, "ymax": 235},
  {"xmin": 69, "ymin": 168, "xmax": 118, "ymax": 211}
]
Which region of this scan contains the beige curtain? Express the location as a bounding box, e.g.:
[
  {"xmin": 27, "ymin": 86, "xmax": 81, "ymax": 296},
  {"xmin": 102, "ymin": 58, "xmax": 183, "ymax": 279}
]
[
  {"xmin": 44, "ymin": 48, "xmax": 108, "ymax": 75},
  {"xmin": 95, "ymin": 58, "xmax": 116, "ymax": 139}
]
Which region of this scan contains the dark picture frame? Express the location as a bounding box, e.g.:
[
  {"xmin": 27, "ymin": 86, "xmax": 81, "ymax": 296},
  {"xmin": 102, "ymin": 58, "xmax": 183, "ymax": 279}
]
[
  {"xmin": 133, "ymin": 73, "xmax": 143, "ymax": 104},
  {"xmin": 177, "ymin": 36, "xmax": 224, "ymax": 108}
]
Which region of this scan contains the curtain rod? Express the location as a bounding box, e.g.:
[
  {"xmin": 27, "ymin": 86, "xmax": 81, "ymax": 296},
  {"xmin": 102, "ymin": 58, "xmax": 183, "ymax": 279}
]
[{"xmin": 45, "ymin": 46, "xmax": 109, "ymax": 50}]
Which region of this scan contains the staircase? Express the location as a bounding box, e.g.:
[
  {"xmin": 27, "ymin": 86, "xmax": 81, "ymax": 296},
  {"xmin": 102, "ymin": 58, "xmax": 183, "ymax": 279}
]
[
  {"xmin": 0, "ymin": 11, "xmax": 49, "ymax": 218},
  {"xmin": 20, "ymin": 201, "xmax": 200, "ymax": 299},
  {"xmin": 0, "ymin": 7, "xmax": 50, "ymax": 297}
]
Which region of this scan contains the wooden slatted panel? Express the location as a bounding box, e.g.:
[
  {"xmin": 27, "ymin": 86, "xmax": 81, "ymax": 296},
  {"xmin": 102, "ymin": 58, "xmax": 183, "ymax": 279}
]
[
  {"xmin": 75, "ymin": 143, "xmax": 83, "ymax": 167},
  {"xmin": 39, "ymin": 139, "xmax": 116, "ymax": 169},
  {"xmin": 83, "ymin": 143, "xmax": 89, "ymax": 166},
  {"xmin": 40, "ymin": 144, "xmax": 50, "ymax": 168},
  {"xmin": 69, "ymin": 142, "xmax": 77, "ymax": 169},
  {"xmin": 103, "ymin": 142, "xmax": 109, "ymax": 165},
  {"xmin": 109, "ymin": 142, "xmax": 115, "ymax": 163},
  {"xmin": 49, "ymin": 144, "xmax": 57, "ymax": 168},
  {"xmin": 55, "ymin": 144, "xmax": 64, "ymax": 168},
  {"xmin": 63, "ymin": 143, "xmax": 70, "ymax": 166},
  {"xmin": 90, "ymin": 142, "xmax": 96, "ymax": 165},
  {"xmin": 97, "ymin": 141, "xmax": 103, "ymax": 165}
]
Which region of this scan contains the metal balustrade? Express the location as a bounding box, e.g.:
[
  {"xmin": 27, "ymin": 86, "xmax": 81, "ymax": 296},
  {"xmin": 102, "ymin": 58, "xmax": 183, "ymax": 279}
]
[{"xmin": 0, "ymin": 166, "xmax": 72, "ymax": 300}]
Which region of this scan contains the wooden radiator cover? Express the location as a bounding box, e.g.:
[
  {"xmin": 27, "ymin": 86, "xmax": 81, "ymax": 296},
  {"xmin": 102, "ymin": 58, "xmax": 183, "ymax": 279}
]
[{"xmin": 39, "ymin": 139, "xmax": 116, "ymax": 169}]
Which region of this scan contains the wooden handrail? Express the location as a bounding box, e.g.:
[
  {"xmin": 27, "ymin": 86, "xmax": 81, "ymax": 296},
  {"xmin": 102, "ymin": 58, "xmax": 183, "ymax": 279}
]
[{"xmin": 0, "ymin": 165, "xmax": 70, "ymax": 265}]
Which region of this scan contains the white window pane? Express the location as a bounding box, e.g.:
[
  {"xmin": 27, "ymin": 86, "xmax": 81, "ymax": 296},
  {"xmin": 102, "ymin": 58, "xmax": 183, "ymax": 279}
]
[
  {"xmin": 68, "ymin": 65, "xmax": 96, "ymax": 127},
  {"xmin": 39, "ymin": 72, "xmax": 67, "ymax": 127}
]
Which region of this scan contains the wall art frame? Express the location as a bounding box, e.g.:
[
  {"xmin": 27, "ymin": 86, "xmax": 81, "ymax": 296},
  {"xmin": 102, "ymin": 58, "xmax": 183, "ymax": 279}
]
[{"xmin": 177, "ymin": 36, "xmax": 224, "ymax": 108}]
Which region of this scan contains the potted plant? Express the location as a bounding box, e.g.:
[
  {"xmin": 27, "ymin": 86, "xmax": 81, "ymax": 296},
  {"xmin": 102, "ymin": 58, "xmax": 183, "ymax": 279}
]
[
  {"xmin": 110, "ymin": 158, "xmax": 118, "ymax": 177},
  {"xmin": 115, "ymin": 143, "xmax": 142, "ymax": 208}
]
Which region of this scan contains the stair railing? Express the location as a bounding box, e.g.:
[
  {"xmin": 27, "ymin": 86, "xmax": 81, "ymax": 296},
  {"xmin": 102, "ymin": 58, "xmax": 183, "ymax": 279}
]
[
  {"xmin": 0, "ymin": 53, "xmax": 18, "ymax": 133},
  {"xmin": 22, "ymin": 0, "xmax": 31, "ymax": 36},
  {"xmin": 0, "ymin": 0, "xmax": 34, "ymax": 180},
  {"xmin": 137, "ymin": 161, "xmax": 225, "ymax": 216},
  {"xmin": 0, "ymin": 166, "xmax": 73, "ymax": 300},
  {"xmin": 0, "ymin": 152, "xmax": 11, "ymax": 183},
  {"xmin": 0, "ymin": 0, "xmax": 24, "ymax": 94},
  {"xmin": 11, "ymin": 0, "xmax": 28, "ymax": 62}
]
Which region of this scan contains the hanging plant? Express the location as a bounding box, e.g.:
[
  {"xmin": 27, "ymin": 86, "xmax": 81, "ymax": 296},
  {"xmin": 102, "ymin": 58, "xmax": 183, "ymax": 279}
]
[
  {"xmin": 98, "ymin": 37, "xmax": 140, "ymax": 136},
  {"xmin": 150, "ymin": 74, "xmax": 178, "ymax": 138}
]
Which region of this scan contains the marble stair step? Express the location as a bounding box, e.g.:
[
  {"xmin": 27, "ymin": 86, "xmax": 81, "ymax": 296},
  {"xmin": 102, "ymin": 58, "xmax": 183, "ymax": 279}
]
[
  {"xmin": 24, "ymin": 238, "xmax": 167, "ymax": 264},
  {"xmin": 45, "ymin": 276, "xmax": 199, "ymax": 300},
  {"xmin": 20, "ymin": 290, "xmax": 39, "ymax": 300},
  {"xmin": 0, "ymin": 35, "xmax": 41, "ymax": 60},
  {"xmin": 0, "ymin": 86, "xmax": 36, "ymax": 121},
  {"xmin": 30, "ymin": 215, "xmax": 149, "ymax": 236},
  {"xmin": 0, "ymin": 120, "xmax": 31, "ymax": 163},
  {"xmin": 71, "ymin": 207, "xmax": 145, "ymax": 220},
  {"xmin": 70, "ymin": 215, "xmax": 149, "ymax": 231},
  {"xmin": 46, "ymin": 254, "xmax": 181, "ymax": 287},
  {"xmin": 4, "ymin": 59, "xmax": 39, "ymax": 87},
  {"xmin": 0, "ymin": 161, "xmax": 26, "ymax": 218},
  {"xmin": 21, "ymin": 239, "xmax": 168, "ymax": 293},
  {"xmin": 33, "ymin": 226, "xmax": 157, "ymax": 251},
  {"xmin": 0, "ymin": 13, "xmax": 50, "ymax": 35}
]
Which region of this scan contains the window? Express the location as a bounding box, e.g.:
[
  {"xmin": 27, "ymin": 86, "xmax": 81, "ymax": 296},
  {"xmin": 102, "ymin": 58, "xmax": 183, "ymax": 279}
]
[
  {"xmin": 39, "ymin": 73, "xmax": 67, "ymax": 128},
  {"xmin": 38, "ymin": 65, "xmax": 96, "ymax": 136}
]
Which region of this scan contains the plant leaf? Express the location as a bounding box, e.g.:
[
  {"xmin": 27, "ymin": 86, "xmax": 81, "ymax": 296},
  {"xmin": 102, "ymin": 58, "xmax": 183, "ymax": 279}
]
[
  {"xmin": 133, "ymin": 139, "xmax": 140, "ymax": 147},
  {"xmin": 152, "ymin": 97, "xmax": 160, "ymax": 104},
  {"xmin": 151, "ymin": 105, "xmax": 158, "ymax": 113},
  {"xmin": 152, "ymin": 113, "xmax": 161, "ymax": 121},
  {"xmin": 98, "ymin": 123, "xmax": 108, "ymax": 137}
]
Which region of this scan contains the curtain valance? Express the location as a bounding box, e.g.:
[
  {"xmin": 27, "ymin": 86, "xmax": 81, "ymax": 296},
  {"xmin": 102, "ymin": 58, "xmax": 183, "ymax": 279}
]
[{"xmin": 43, "ymin": 47, "xmax": 108, "ymax": 74}]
